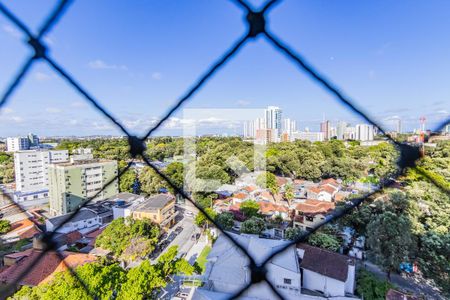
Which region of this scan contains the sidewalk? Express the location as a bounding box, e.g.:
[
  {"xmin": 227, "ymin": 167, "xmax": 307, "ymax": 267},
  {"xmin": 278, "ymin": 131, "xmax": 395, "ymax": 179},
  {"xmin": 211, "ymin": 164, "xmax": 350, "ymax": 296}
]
[{"xmin": 186, "ymin": 235, "xmax": 208, "ymax": 265}]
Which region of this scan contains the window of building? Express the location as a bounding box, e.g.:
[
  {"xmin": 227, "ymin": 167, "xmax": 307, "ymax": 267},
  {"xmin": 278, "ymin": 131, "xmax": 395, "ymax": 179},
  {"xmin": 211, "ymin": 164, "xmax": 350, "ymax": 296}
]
[
  {"xmin": 306, "ymin": 216, "xmax": 314, "ymax": 222},
  {"xmin": 283, "ymin": 278, "xmax": 291, "ymax": 285}
]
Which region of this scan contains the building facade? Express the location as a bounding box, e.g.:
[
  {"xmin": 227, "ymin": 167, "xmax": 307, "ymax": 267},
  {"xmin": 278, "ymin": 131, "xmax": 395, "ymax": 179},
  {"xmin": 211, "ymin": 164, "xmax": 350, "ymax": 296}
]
[
  {"xmin": 292, "ymin": 131, "xmax": 324, "ymax": 142},
  {"xmin": 131, "ymin": 194, "xmax": 177, "ymax": 230},
  {"xmin": 48, "ymin": 159, "xmax": 118, "ymax": 216},
  {"xmin": 320, "ymin": 120, "xmax": 331, "ymax": 141},
  {"xmin": 7, "ymin": 137, "xmax": 30, "ymax": 152},
  {"xmin": 14, "ymin": 150, "xmax": 69, "ymax": 192},
  {"xmin": 265, "ymin": 106, "xmax": 282, "ymax": 137},
  {"xmin": 355, "ymin": 124, "xmax": 374, "ymax": 141}
]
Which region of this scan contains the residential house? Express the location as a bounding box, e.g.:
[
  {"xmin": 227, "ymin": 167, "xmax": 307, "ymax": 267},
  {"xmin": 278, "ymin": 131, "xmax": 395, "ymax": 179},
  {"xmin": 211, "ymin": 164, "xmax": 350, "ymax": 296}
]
[
  {"xmin": 0, "ymin": 238, "xmax": 95, "ymax": 290},
  {"xmin": 45, "ymin": 203, "xmax": 112, "ymax": 234},
  {"xmin": 194, "ymin": 233, "xmax": 301, "ymax": 300},
  {"xmin": 297, "ymin": 243, "xmax": 356, "ymax": 297},
  {"xmin": 293, "ymin": 200, "xmax": 335, "ymax": 231},
  {"xmin": 132, "ymin": 194, "xmax": 177, "ymax": 230},
  {"xmin": 258, "ymin": 201, "xmax": 289, "ymax": 220},
  {"xmin": 307, "ymin": 186, "xmax": 335, "ymax": 202},
  {"xmin": 231, "ymin": 192, "xmax": 249, "ymax": 204},
  {"xmin": 1, "ymin": 218, "xmax": 42, "ymax": 243}
]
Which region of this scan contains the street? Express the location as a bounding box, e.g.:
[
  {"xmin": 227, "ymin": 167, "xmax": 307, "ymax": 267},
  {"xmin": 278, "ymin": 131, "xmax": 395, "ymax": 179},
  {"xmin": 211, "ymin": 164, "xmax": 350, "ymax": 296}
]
[{"xmin": 359, "ymin": 261, "xmax": 444, "ymax": 300}]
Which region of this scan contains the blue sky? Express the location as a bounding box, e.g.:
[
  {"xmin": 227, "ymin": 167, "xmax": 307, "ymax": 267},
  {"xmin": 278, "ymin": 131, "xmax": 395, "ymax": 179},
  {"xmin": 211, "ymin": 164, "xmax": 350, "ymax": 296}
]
[{"xmin": 0, "ymin": 0, "xmax": 449, "ymax": 137}]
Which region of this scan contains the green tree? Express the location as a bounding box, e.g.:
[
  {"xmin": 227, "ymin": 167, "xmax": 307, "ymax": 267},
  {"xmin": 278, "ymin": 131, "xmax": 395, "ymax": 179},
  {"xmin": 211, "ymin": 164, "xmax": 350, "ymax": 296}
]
[
  {"xmin": 0, "ymin": 219, "xmax": 11, "ymax": 234},
  {"xmin": 139, "ymin": 167, "xmax": 166, "ymax": 195},
  {"xmin": 240, "ymin": 217, "xmax": 265, "ymax": 234},
  {"xmin": 195, "ymin": 207, "xmax": 216, "ymax": 228},
  {"xmin": 95, "ymin": 217, "xmax": 159, "ymax": 258},
  {"xmin": 155, "ymin": 246, "xmax": 194, "ymax": 279},
  {"xmin": 239, "ymin": 200, "xmax": 260, "ymax": 219},
  {"xmin": 367, "ymin": 212, "xmax": 414, "ymax": 279},
  {"xmin": 256, "ymin": 172, "xmax": 279, "ymax": 201},
  {"xmin": 308, "ymin": 232, "xmax": 341, "ymax": 252},
  {"xmin": 284, "ymin": 183, "xmax": 294, "ymax": 206},
  {"xmin": 117, "ymin": 261, "xmax": 165, "ymax": 300},
  {"xmin": 284, "ymin": 227, "xmax": 305, "ymax": 241},
  {"xmin": 356, "ymin": 269, "xmax": 394, "ymax": 300},
  {"xmin": 215, "ymin": 212, "xmax": 234, "ymax": 230}
]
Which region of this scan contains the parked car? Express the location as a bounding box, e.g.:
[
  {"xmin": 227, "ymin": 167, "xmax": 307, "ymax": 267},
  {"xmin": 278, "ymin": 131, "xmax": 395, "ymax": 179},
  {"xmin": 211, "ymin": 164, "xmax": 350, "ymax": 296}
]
[
  {"xmin": 185, "ymin": 211, "xmax": 194, "ymax": 217},
  {"xmin": 175, "ymin": 226, "xmax": 183, "ymax": 234}
]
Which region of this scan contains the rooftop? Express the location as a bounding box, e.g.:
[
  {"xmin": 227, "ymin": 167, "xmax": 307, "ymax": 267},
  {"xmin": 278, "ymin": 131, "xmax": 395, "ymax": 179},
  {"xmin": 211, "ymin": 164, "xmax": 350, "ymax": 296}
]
[
  {"xmin": 47, "ymin": 209, "xmax": 98, "ymax": 228},
  {"xmin": 295, "ymin": 199, "xmax": 335, "ymax": 214},
  {"xmin": 134, "ymin": 194, "xmax": 174, "ymax": 211},
  {"xmin": 0, "ymin": 249, "xmax": 95, "ymax": 286},
  {"xmin": 52, "ymin": 159, "xmax": 116, "ymax": 167},
  {"xmin": 297, "ymin": 243, "xmax": 355, "ymax": 282}
]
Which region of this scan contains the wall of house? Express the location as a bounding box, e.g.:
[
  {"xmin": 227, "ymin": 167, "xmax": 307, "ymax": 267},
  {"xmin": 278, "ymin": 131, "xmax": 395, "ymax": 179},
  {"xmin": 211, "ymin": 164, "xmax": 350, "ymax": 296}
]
[
  {"xmin": 345, "ymin": 265, "xmax": 356, "ymax": 294},
  {"xmin": 302, "ymin": 269, "xmax": 345, "ymax": 297},
  {"xmin": 266, "ymin": 262, "xmax": 301, "ymax": 299}
]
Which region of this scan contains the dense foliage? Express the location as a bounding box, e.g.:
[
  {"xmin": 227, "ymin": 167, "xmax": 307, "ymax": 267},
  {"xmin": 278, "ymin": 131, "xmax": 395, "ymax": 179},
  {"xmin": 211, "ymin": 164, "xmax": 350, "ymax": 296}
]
[
  {"xmin": 240, "ymin": 217, "xmax": 265, "ymax": 234},
  {"xmin": 0, "ymin": 219, "xmax": 11, "ymax": 234},
  {"xmin": 95, "ymin": 217, "xmax": 160, "ymax": 260},
  {"xmin": 0, "ymin": 152, "xmax": 14, "ymax": 183},
  {"xmin": 356, "ymin": 269, "xmax": 394, "ymax": 300},
  {"xmin": 10, "ymin": 246, "xmax": 192, "ymax": 300}
]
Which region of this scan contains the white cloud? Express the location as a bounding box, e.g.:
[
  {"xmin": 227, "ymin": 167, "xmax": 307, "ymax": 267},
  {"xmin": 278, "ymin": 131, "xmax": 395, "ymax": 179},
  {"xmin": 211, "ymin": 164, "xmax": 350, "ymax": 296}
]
[
  {"xmin": 151, "ymin": 72, "xmax": 162, "ymax": 80},
  {"xmin": 35, "ymin": 72, "xmax": 52, "ymax": 81},
  {"xmin": 88, "ymin": 59, "xmax": 127, "ymax": 70},
  {"xmin": 236, "ymin": 100, "xmax": 251, "ymax": 106},
  {"xmin": 71, "ymin": 101, "xmax": 88, "ymax": 108},
  {"xmin": 45, "ymin": 107, "xmax": 62, "ymax": 113},
  {"xmin": 2, "ymin": 24, "xmax": 21, "ymax": 39},
  {"xmin": 435, "ymin": 110, "xmax": 448, "ymax": 115},
  {"xmin": 92, "ymin": 121, "xmax": 114, "ymax": 131},
  {"xmin": 1, "ymin": 108, "xmax": 14, "ymax": 114},
  {"xmin": 10, "ymin": 116, "xmax": 24, "ymax": 123}
]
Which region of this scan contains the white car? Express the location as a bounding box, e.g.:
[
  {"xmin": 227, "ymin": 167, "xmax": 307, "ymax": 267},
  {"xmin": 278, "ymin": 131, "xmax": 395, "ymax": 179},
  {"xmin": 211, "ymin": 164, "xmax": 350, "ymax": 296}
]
[{"xmin": 185, "ymin": 211, "xmax": 194, "ymax": 217}]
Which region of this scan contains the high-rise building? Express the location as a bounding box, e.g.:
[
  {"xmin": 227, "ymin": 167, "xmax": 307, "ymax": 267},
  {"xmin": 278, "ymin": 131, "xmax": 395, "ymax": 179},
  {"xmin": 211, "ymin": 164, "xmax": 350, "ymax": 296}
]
[
  {"xmin": 14, "ymin": 150, "xmax": 69, "ymax": 193},
  {"xmin": 355, "ymin": 124, "xmax": 374, "ymax": 141},
  {"xmin": 282, "ymin": 118, "xmax": 297, "ymax": 140},
  {"xmin": 13, "ymin": 150, "xmax": 69, "ymax": 204},
  {"xmin": 28, "ymin": 133, "xmax": 40, "ymax": 147},
  {"xmin": 48, "ymin": 159, "xmax": 119, "ymax": 216},
  {"xmin": 243, "ymin": 120, "xmax": 255, "ymax": 138},
  {"xmin": 344, "ymin": 126, "xmax": 356, "ymax": 140},
  {"xmin": 336, "ymin": 121, "xmax": 347, "ymax": 140},
  {"xmin": 7, "ymin": 137, "xmax": 30, "ymax": 152},
  {"xmin": 320, "ymin": 120, "xmax": 331, "ymax": 141},
  {"xmin": 292, "ymin": 131, "xmax": 324, "ymax": 142},
  {"xmin": 265, "ymin": 106, "xmax": 282, "ymax": 137},
  {"xmin": 395, "ymin": 119, "xmax": 402, "ymax": 134},
  {"xmin": 255, "ymin": 128, "xmax": 277, "ymax": 144}
]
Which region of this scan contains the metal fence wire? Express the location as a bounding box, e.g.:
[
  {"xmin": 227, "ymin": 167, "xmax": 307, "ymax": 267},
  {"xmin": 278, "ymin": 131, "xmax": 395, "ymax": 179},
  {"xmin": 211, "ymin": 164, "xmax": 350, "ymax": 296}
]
[{"xmin": 0, "ymin": 0, "xmax": 449, "ymax": 299}]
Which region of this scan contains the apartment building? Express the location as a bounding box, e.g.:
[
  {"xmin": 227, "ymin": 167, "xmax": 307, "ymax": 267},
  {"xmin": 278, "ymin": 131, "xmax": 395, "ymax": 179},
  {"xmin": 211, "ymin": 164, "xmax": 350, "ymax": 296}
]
[
  {"xmin": 48, "ymin": 159, "xmax": 118, "ymax": 216},
  {"xmin": 132, "ymin": 194, "xmax": 177, "ymax": 230},
  {"xmin": 7, "ymin": 137, "xmax": 30, "ymax": 152},
  {"xmin": 13, "ymin": 150, "xmax": 69, "ymax": 204}
]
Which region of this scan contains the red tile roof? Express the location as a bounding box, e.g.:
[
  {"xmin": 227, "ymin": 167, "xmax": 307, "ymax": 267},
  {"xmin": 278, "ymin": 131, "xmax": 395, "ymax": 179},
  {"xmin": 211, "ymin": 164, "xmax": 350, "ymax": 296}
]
[
  {"xmin": 295, "ymin": 200, "xmax": 335, "ymax": 214},
  {"xmin": 258, "ymin": 202, "xmax": 289, "ymax": 214},
  {"xmin": 308, "ymin": 187, "xmax": 322, "ymax": 194},
  {"xmin": 321, "ymin": 178, "xmax": 339, "ymax": 187},
  {"xmin": 334, "ymin": 192, "xmax": 347, "ymax": 202},
  {"xmin": 9, "ymin": 219, "xmax": 42, "ymax": 240},
  {"xmin": 0, "ymin": 250, "xmax": 96, "ymax": 286},
  {"xmin": 233, "ymin": 192, "xmax": 248, "ymax": 200},
  {"xmin": 85, "ymin": 227, "xmax": 105, "ymax": 239},
  {"xmin": 276, "ymin": 177, "xmax": 288, "ymax": 186},
  {"xmin": 243, "ymin": 185, "xmax": 257, "ymax": 192},
  {"xmin": 320, "ymin": 185, "xmax": 337, "ymax": 195}
]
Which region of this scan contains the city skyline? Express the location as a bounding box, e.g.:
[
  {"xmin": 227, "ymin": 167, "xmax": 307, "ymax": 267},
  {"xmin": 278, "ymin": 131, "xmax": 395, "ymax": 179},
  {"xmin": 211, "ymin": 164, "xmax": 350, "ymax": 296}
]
[{"xmin": 0, "ymin": 0, "xmax": 449, "ymax": 136}]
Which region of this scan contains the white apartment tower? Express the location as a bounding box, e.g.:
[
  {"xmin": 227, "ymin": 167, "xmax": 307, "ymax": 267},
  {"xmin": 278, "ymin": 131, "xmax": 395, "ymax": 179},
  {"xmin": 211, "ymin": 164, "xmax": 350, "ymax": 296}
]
[
  {"xmin": 355, "ymin": 124, "xmax": 374, "ymax": 141},
  {"xmin": 7, "ymin": 137, "xmax": 30, "ymax": 152},
  {"xmin": 265, "ymin": 106, "xmax": 282, "ymax": 137},
  {"xmin": 282, "ymin": 118, "xmax": 297, "ymax": 138},
  {"xmin": 14, "ymin": 150, "xmax": 69, "ymax": 193}
]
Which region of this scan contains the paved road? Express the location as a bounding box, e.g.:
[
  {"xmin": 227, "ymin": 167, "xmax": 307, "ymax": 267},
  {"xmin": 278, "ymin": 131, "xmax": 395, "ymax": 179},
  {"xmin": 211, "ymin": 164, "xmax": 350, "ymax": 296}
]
[
  {"xmin": 359, "ymin": 261, "xmax": 444, "ymax": 300},
  {"xmin": 151, "ymin": 210, "xmax": 199, "ymax": 263}
]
